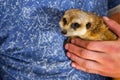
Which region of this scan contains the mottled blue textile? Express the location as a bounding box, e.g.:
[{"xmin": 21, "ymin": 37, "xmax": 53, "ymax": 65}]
[
  {"xmin": 0, "ymin": 0, "xmax": 111, "ymax": 80},
  {"xmin": 108, "ymin": 0, "xmax": 120, "ymax": 9}
]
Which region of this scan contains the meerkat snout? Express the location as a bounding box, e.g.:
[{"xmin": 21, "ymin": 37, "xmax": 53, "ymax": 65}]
[{"xmin": 61, "ymin": 29, "xmax": 67, "ymax": 34}]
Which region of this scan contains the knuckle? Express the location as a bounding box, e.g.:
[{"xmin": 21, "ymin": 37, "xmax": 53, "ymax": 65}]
[
  {"xmin": 105, "ymin": 58, "xmax": 114, "ymax": 64},
  {"xmin": 100, "ymin": 55, "xmax": 106, "ymax": 62},
  {"xmin": 102, "ymin": 58, "xmax": 115, "ymax": 69},
  {"xmin": 94, "ymin": 53, "xmax": 107, "ymax": 63},
  {"xmin": 100, "ymin": 57, "xmax": 109, "ymax": 65},
  {"xmin": 103, "ymin": 67, "xmax": 115, "ymax": 73},
  {"xmin": 86, "ymin": 42, "xmax": 92, "ymax": 49},
  {"xmin": 81, "ymin": 50, "xmax": 88, "ymax": 58},
  {"xmin": 108, "ymin": 45, "xmax": 120, "ymax": 53},
  {"xmin": 82, "ymin": 60, "xmax": 88, "ymax": 68}
]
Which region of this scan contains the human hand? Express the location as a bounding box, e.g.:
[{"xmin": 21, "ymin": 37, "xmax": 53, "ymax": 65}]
[{"xmin": 65, "ymin": 16, "xmax": 120, "ymax": 78}]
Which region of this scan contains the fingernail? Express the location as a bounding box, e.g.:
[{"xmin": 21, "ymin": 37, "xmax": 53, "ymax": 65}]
[
  {"xmin": 103, "ymin": 16, "xmax": 110, "ymax": 21},
  {"xmin": 67, "ymin": 52, "xmax": 71, "ymax": 58},
  {"xmin": 65, "ymin": 44, "xmax": 69, "ymax": 50},
  {"xmin": 72, "ymin": 63, "xmax": 76, "ymax": 68},
  {"xmin": 71, "ymin": 39, "xmax": 75, "ymax": 43}
]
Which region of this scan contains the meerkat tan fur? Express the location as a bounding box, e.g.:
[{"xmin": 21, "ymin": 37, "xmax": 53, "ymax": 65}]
[
  {"xmin": 59, "ymin": 9, "xmax": 117, "ymax": 41},
  {"xmin": 59, "ymin": 9, "xmax": 119, "ymax": 80}
]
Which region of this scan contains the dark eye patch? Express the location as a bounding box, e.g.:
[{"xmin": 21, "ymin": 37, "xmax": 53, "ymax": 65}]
[
  {"xmin": 71, "ymin": 23, "xmax": 80, "ymax": 30},
  {"xmin": 63, "ymin": 18, "xmax": 67, "ymax": 25},
  {"xmin": 86, "ymin": 22, "xmax": 91, "ymax": 29}
]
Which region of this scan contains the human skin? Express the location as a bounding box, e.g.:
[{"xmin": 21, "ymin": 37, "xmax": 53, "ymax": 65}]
[{"xmin": 65, "ymin": 16, "xmax": 120, "ymax": 78}]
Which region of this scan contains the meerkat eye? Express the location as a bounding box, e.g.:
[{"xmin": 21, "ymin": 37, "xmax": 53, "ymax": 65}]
[
  {"xmin": 71, "ymin": 23, "xmax": 80, "ymax": 30},
  {"xmin": 86, "ymin": 22, "xmax": 91, "ymax": 29},
  {"xmin": 63, "ymin": 18, "xmax": 67, "ymax": 25}
]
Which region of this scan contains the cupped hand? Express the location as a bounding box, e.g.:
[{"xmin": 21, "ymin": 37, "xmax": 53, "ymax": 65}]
[{"xmin": 65, "ymin": 16, "xmax": 120, "ymax": 78}]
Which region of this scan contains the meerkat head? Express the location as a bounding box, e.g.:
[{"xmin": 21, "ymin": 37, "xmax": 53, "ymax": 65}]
[{"xmin": 59, "ymin": 9, "xmax": 96, "ymax": 38}]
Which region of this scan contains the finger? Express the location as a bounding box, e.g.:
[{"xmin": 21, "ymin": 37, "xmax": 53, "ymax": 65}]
[
  {"xmin": 68, "ymin": 53, "xmax": 120, "ymax": 78},
  {"xmin": 103, "ymin": 16, "xmax": 120, "ymax": 37},
  {"xmin": 66, "ymin": 43, "xmax": 106, "ymax": 62},
  {"xmin": 71, "ymin": 62, "xmax": 105, "ymax": 75},
  {"xmin": 71, "ymin": 38, "xmax": 120, "ymax": 53},
  {"xmin": 72, "ymin": 62, "xmax": 117, "ymax": 78},
  {"xmin": 67, "ymin": 53, "xmax": 102, "ymax": 72}
]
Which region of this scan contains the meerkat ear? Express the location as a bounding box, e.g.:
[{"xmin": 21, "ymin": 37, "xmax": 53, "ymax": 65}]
[{"xmin": 86, "ymin": 22, "xmax": 91, "ymax": 29}]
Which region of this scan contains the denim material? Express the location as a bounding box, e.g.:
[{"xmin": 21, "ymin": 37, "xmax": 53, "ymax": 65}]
[
  {"xmin": 0, "ymin": 0, "xmax": 110, "ymax": 80},
  {"xmin": 108, "ymin": 0, "xmax": 120, "ymax": 9}
]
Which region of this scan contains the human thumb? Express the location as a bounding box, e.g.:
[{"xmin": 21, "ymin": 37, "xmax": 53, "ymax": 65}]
[{"xmin": 103, "ymin": 16, "xmax": 120, "ymax": 37}]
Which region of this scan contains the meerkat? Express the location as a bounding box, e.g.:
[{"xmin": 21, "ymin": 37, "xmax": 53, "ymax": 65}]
[
  {"xmin": 59, "ymin": 9, "xmax": 119, "ymax": 80},
  {"xmin": 59, "ymin": 9, "xmax": 117, "ymax": 41}
]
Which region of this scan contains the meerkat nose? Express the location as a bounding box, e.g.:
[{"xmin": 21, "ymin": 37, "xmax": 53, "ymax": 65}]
[{"xmin": 61, "ymin": 30, "xmax": 67, "ymax": 34}]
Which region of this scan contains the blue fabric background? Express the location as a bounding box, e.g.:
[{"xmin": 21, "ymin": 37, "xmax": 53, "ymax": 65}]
[
  {"xmin": 0, "ymin": 0, "xmax": 111, "ymax": 80},
  {"xmin": 108, "ymin": 0, "xmax": 120, "ymax": 9}
]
